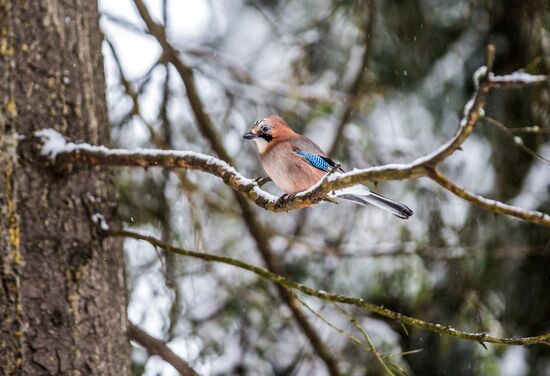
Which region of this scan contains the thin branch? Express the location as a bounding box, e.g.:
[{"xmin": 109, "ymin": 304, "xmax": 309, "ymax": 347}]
[
  {"xmin": 483, "ymin": 116, "xmax": 550, "ymax": 164},
  {"xmin": 233, "ymin": 198, "xmax": 343, "ymax": 376},
  {"xmin": 295, "ymin": 295, "xmax": 373, "ymax": 354},
  {"xmin": 429, "ymin": 169, "xmax": 550, "ymax": 226},
  {"xmin": 328, "ymin": 0, "xmax": 376, "ymax": 157},
  {"xmin": 132, "ymin": 0, "xmax": 231, "ymax": 163},
  {"xmin": 111, "ymin": 229, "xmax": 550, "ymax": 347},
  {"xmin": 332, "ymin": 302, "xmax": 396, "ymax": 376},
  {"xmin": 101, "ymin": 12, "xmax": 147, "ymax": 35},
  {"xmin": 128, "ymin": 321, "xmax": 200, "ymax": 376}
]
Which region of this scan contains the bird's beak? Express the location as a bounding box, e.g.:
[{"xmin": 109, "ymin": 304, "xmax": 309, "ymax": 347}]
[{"xmin": 242, "ymin": 131, "xmax": 256, "ymax": 140}]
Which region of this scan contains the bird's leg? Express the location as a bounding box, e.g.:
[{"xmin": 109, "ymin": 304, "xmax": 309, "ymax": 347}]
[
  {"xmin": 276, "ymin": 193, "xmax": 296, "ymax": 208},
  {"xmin": 329, "ymin": 163, "xmax": 342, "ymax": 174}
]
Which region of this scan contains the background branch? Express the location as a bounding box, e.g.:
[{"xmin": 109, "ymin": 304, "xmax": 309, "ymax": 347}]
[
  {"xmin": 111, "ymin": 229, "xmax": 550, "ymax": 348},
  {"xmin": 429, "ymin": 169, "xmax": 550, "ymax": 226},
  {"xmin": 328, "ymin": 0, "xmax": 376, "ymax": 158},
  {"xmin": 128, "ymin": 322, "xmax": 200, "ymax": 376}
]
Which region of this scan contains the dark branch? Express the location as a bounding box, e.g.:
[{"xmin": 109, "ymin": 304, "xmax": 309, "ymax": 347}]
[
  {"xmin": 113, "ymin": 229, "xmax": 550, "ymax": 347},
  {"xmin": 128, "ymin": 321, "xmax": 200, "ymax": 376}
]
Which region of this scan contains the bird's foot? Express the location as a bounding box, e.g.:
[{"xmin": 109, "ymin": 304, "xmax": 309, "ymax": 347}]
[{"xmin": 276, "ymin": 193, "xmax": 296, "ymax": 208}]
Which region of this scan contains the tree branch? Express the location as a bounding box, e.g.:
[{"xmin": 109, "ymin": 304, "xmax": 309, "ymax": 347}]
[
  {"xmin": 128, "ymin": 321, "xmax": 200, "ymax": 376},
  {"xmin": 33, "ymin": 89, "xmax": 550, "ymax": 228},
  {"xmin": 328, "ymin": 0, "xmax": 376, "ymax": 157},
  {"xmin": 111, "ymin": 229, "xmax": 550, "ymax": 347},
  {"xmin": 429, "ymin": 169, "xmax": 550, "ymax": 226}
]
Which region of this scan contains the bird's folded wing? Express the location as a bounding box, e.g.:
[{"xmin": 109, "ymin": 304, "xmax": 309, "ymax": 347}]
[{"xmin": 293, "ymin": 149, "xmax": 340, "ymax": 173}]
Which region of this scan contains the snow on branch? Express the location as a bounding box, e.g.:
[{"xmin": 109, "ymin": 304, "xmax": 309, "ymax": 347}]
[
  {"xmin": 34, "ymin": 128, "xmax": 278, "ymax": 204},
  {"xmin": 32, "ymin": 61, "xmax": 549, "ymax": 227},
  {"xmin": 488, "ymin": 70, "xmax": 549, "ymax": 88}
]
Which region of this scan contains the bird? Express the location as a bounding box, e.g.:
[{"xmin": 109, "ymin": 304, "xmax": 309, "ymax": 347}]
[{"xmin": 242, "ymin": 115, "xmax": 413, "ymax": 219}]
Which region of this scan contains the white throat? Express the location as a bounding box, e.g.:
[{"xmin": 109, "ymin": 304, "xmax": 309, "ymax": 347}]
[{"xmin": 253, "ymin": 137, "xmax": 269, "ymax": 153}]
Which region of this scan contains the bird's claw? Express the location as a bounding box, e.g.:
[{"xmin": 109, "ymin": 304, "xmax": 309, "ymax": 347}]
[{"xmin": 276, "ymin": 193, "xmax": 296, "ymax": 208}]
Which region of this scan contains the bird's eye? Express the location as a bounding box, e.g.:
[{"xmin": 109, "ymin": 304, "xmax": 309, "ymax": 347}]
[{"xmin": 261, "ymin": 126, "xmax": 269, "ymax": 133}]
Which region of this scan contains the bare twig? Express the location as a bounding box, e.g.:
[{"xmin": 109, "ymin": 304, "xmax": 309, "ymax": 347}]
[
  {"xmin": 329, "ymin": 0, "xmax": 376, "ymax": 157},
  {"xmin": 128, "ymin": 321, "xmax": 200, "ymax": 376},
  {"xmin": 333, "ymin": 302, "xmax": 396, "ymax": 376},
  {"xmin": 483, "ymin": 116, "xmax": 550, "ymax": 164},
  {"xmin": 132, "ymin": 0, "xmax": 231, "ymax": 163},
  {"xmin": 429, "ymin": 169, "xmax": 550, "ymax": 226},
  {"xmin": 501, "ymin": 126, "xmax": 550, "ymax": 134},
  {"xmin": 111, "ymin": 229, "xmax": 550, "ymax": 347}
]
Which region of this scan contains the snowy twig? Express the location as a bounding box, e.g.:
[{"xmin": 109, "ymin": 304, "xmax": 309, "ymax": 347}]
[
  {"xmin": 487, "ymin": 71, "xmax": 549, "ymax": 88},
  {"xmin": 109, "ymin": 228, "xmax": 550, "ymax": 347}
]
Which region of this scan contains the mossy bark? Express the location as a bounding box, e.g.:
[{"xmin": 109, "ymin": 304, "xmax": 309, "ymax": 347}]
[{"xmin": 0, "ymin": 0, "xmax": 130, "ymax": 374}]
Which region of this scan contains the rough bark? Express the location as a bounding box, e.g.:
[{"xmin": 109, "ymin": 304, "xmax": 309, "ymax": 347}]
[
  {"xmin": 1, "ymin": 0, "xmax": 130, "ymax": 374},
  {"xmin": 0, "ymin": 1, "xmax": 24, "ymax": 373}
]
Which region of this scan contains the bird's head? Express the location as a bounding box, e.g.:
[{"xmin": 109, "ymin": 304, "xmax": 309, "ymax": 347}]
[{"xmin": 243, "ymin": 115, "xmax": 295, "ymax": 153}]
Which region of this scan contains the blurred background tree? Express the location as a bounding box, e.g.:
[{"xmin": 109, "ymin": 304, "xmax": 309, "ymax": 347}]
[{"xmin": 99, "ymin": 0, "xmax": 549, "ymax": 375}]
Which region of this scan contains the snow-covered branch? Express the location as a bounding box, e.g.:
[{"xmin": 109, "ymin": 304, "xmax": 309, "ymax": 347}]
[
  {"xmin": 34, "ymin": 128, "xmax": 278, "ymax": 204},
  {"xmin": 32, "ymin": 58, "xmax": 549, "ymax": 226},
  {"xmin": 488, "ymin": 71, "xmax": 549, "ymax": 88},
  {"xmin": 33, "ymin": 120, "xmax": 550, "ymax": 228}
]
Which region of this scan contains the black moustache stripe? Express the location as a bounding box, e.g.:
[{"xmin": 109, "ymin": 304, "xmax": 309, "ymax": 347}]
[{"xmin": 259, "ymin": 133, "xmax": 273, "ymax": 142}]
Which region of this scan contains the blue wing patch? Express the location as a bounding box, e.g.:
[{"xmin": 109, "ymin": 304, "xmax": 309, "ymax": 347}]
[{"xmin": 294, "ymin": 150, "xmax": 332, "ymax": 172}]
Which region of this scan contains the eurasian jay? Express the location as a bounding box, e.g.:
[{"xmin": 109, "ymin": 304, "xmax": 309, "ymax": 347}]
[{"xmin": 243, "ymin": 115, "xmax": 413, "ymax": 219}]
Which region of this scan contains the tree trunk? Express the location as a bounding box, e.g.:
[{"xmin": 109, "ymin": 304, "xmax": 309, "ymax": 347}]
[{"xmin": 0, "ymin": 1, "xmax": 130, "ymax": 374}]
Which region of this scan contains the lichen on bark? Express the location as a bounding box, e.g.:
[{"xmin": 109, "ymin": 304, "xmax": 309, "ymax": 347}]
[{"xmin": 1, "ymin": 2, "xmax": 24, "ymax": 374}]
